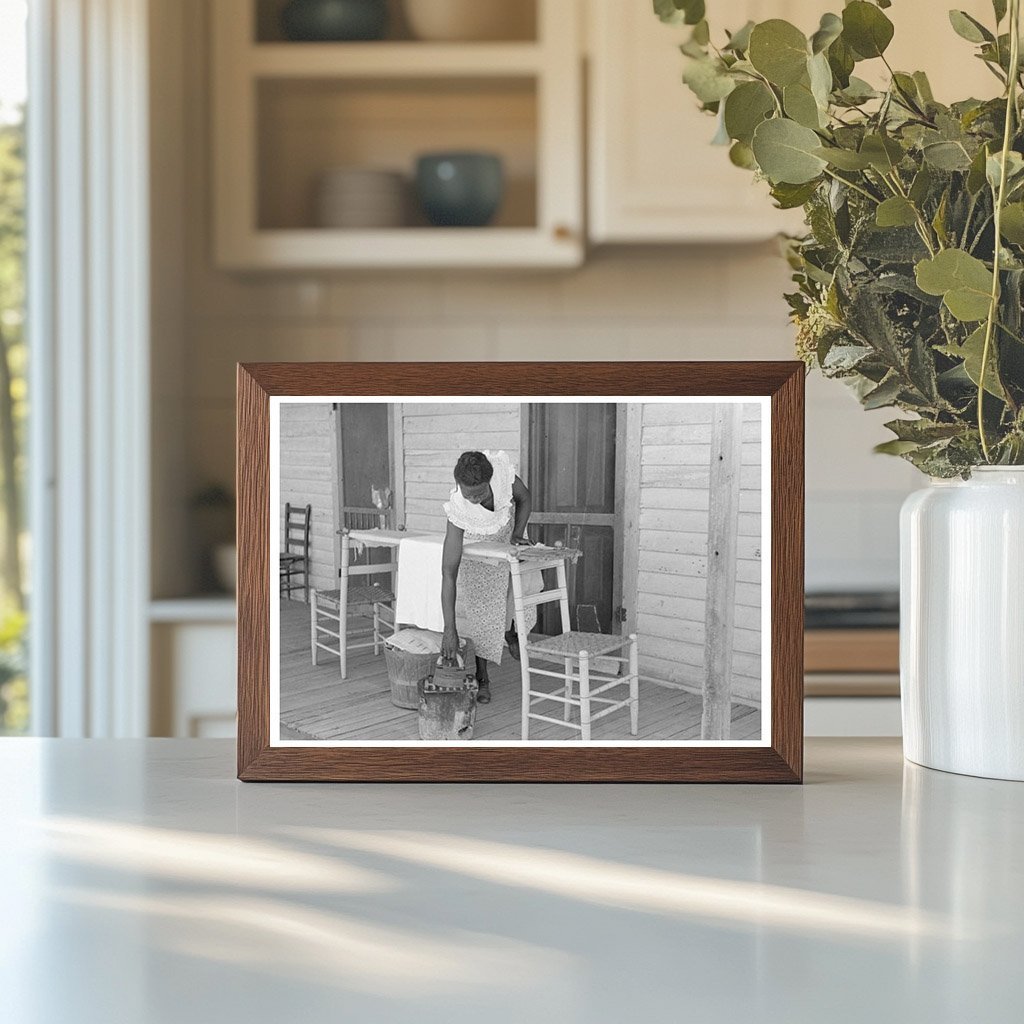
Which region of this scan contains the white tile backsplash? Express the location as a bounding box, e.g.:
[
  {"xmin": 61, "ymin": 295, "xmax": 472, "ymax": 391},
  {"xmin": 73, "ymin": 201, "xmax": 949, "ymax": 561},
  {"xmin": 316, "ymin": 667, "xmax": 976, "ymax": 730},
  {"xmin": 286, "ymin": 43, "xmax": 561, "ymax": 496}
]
[{"xmin": 182, "ymin": 252, "xmax": 917, "ymax": 593}]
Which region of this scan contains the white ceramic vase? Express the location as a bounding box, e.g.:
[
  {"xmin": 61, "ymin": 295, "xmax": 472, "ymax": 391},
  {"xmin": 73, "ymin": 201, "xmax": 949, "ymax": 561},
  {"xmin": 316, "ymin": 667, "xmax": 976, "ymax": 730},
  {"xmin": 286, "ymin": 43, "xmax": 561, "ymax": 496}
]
[{"xmin": 900, "ymin": 467, "xmax": 1024, "ymax": 780}]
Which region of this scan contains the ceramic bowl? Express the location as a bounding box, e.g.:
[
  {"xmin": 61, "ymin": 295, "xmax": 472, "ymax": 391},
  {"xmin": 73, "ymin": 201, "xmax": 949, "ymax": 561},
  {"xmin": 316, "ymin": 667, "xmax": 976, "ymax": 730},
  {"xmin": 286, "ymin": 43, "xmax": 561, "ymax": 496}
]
[
  {"xmin": 415, "ymin": 152, "xmax": 504, "ymax": 228},
  {"xmin": 403, "ymin": 0, "xmax": 534, "ymax": 42},
  {"xmin": 316, "ymin": 168, "xmax": 407, "ymax": 228},
  {"xmin": 281, "ymin": 0, "xmax": 388, "ymax": 42}
]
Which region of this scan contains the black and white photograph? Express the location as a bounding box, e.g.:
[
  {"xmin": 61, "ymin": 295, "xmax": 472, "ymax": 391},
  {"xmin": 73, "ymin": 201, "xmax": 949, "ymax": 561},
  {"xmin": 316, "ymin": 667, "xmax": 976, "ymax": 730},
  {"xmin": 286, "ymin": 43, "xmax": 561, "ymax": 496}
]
[{"xmin": 271, "ymin": 397, "xmax": 769, "ymax": 745}]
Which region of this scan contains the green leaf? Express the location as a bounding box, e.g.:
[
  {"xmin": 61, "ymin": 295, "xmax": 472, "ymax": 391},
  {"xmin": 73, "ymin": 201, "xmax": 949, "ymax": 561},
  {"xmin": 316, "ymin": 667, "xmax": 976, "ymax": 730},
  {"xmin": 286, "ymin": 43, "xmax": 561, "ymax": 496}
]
[
  {"xmin": 915, "ymin": 249, "xmax": 994, "ymax": 322},
  {"xmin": 770, "ymin": 180, "xmax": 820, "ymax": 209},
  {"xmin": 884, "ymin": 418, "xmax": 963, "ymax": 443},
  {"xmin": 827, "ymin": 36, "xmax": 856, "ymax": 89},
  {"xmin": 932, "ymin": 190, "xmax": 950, "ymax": 247},
  {"xmin": 967, "ymin": 144, "xmax": 991, "ymax": 194},
  {"xmin": 682, "ymin": 57, "xmax": 736, "ymax": 104},
  {"xmin": 862, "ymin": 374, "xmax": 903, "ymax": 409},
  {"xmin": 691, "ymin": 19, "xmax": 710, "ymax": 45},
  {"xmin": 1000, "ymin": 203, "xmax": 1024, "ymax": 244},
  {"xmin": 729, "ymin": 140, "xmax": 757, "ymax": 169},
  {"xmin": 948, "ymin": 10, "xmax": 994, "ymax": 44},
  {"xmin": 751, "ymin": 118, "xmax": 828, "ymax": 184},
  {"xmin": 939, "ymin": 325, "xmax": 1006, "ymax": 398},
  {"xmin": 724, "ymin": 20, "xmax": 755, "ymax": 53},
  {"xmin": 913, "ymin": 71, "xmax": 935, "ymax": 104},
  {"xmin": 814, "ymin": 146, "xmax": 872, "ymax": 170},
  {"xmin": 909, "ymin": 164, "xmax": 933, "ymax": 205},
  {"xmin": 891, "ymin": 72, "xmax": 923, "ymax": 111},
  {"xmin": 837, "ymin": 76, "xmax": 879, "ymax": 104},
  {"xmin": 653, "ymin": 0, "xmax": 705, "ymax": 26},
  {"xmin": 876, "ymin": 197, "xmax": 918, "ymax": 228},
  {"xmin": 784, "ymin": 80, "xmax": 824, "ymax": 129},
  {"xmin": 810, "ymin": 12, "xmax": 843, "ymax": 54},
  {"xmin": 711, "ymin": 109, "xmax": 731, "ymax": 145},
  {"xmin": 875, "ymin": 439, "xmax": 922, "ymax": 455},
  {"xmin": 748, "ymin": 20, "xmax": 809, "ymax": 86},
  {"xmin": 923, "ymin": 140, "xmax": 973, "ymax": 171},
  {"xmin": 842, "ymin": 1, "xmax": 895, "ymax": 59},
  {"xmin": 723, "ymin": 81, "xmax": 775, "ymax": 144},
  {"xmin": 808, "ymin": 51, "xmax": 833, "ymax": 109},
  {"xmin": 860, "ymin": 133, "xmax": 904, "ymax": 173},
  {"xmin": 986, "ymin": 150, "xmax": 1024, "ymax": 191},
  {"xmin": 993, "ymin": 0, "xmax": 1008, "ymax": 24}
]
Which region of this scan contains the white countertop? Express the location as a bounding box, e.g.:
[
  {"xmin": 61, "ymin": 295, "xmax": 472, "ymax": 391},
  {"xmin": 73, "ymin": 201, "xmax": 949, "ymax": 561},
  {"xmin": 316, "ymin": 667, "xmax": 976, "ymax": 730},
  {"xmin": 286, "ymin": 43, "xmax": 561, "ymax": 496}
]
[{"xmin": 1, "ymin": 738, "xmax": 1020, "ymax": 1023}]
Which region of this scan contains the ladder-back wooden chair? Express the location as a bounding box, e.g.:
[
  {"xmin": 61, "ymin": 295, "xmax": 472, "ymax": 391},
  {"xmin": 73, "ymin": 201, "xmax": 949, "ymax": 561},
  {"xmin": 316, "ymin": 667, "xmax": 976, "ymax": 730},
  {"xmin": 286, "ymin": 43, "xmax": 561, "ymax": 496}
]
[
  {"xmin": 311, "ymin": 499, "xmax": 396, "ymax": 678},
  {"xmin": 280, "ymin": 503, "xmax": 311, "ymax": 603},
  {"xmin": 508, "ymin": 552, "xmax": 639, "ymax": 742}
]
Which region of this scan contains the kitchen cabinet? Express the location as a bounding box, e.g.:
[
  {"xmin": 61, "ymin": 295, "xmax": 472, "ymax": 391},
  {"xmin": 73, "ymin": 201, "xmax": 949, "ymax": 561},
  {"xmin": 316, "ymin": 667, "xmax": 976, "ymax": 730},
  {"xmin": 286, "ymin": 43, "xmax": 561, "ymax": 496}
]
[
  {"xmin": 587, "ymin": 0, "xmax": 812, "ymax": 243},
  {"xmin": 150, "ymin": 600, "xmax": 237, "ymax": 738},
  {"xmin": 211, "ymin": 0, "xmax": 583, "ymax": 269},
  {"xmin": 587, "ymin": 0, "xmax": 998, "ymax": 244}
]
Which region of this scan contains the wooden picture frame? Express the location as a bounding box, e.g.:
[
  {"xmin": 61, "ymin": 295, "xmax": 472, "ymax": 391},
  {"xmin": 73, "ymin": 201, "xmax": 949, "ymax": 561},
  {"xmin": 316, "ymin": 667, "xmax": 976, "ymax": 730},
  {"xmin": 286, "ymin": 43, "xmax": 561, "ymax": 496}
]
[{"xmin": 237, "ymin": 362, "xmax": 804, "ymax": 782}]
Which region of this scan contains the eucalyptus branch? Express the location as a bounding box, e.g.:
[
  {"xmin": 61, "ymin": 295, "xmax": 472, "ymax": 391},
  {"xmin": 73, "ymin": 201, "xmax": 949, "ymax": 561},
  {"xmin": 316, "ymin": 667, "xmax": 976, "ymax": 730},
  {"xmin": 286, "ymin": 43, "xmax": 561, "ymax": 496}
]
[
  {"xmin": 978, "ymin": 0, "xmax": 1021, "ymax": 461},
  {"xmin": 822, "ymin": 167, "xmax": 881, "ymax": 205},
  {"xmin": 969, "ymin": 213, "xmax": 994, "ymax": 253},
  {"xmin": 884, "ymin": 170, "xmax": 939, "ymax": 254}
]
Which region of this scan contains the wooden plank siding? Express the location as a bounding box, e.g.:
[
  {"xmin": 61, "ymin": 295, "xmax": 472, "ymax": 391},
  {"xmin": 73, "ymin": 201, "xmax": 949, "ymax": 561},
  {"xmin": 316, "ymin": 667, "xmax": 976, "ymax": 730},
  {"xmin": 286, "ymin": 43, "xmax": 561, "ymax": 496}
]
[
  {"xmin": 279, "ymin": 402, "xmax": 338, "ymax": 595},
  {"xmin": 631, "ymin": 402, "xmax": 763, "ymax": 705},
  {"xmin": 399, "ymin": 403, "xmax": 523, "ymax": 532}
]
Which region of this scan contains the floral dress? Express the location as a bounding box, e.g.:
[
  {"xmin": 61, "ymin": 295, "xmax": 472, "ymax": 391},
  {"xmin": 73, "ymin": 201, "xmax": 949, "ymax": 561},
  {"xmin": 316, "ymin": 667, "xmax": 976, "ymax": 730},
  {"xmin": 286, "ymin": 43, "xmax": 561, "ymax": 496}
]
[
  {"xmin": 443, "ymin": 450, "xmax": 537, "ymax": 665},
  {"xmin": 457, "ymin": 518, "xmax": 515, "ymax": 664}
]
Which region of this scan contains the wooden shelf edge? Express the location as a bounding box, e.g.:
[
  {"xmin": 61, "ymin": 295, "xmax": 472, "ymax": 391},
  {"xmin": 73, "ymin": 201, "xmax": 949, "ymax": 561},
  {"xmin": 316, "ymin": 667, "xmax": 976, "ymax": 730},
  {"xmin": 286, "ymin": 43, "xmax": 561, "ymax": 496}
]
[
  {"xmin": 216, "ymin": 227, "xmax": 584, "ymax": 270},
  {"xmin": 804, "ymin": 628, "xmax": 899, "ymax": 675},
  {"xmin": 150, "ymin": 597, "xmax": 237, "ymax": 624},
  {"xmin": 249, "ymin": 41, "xmax": 544, "ymax": 79}
]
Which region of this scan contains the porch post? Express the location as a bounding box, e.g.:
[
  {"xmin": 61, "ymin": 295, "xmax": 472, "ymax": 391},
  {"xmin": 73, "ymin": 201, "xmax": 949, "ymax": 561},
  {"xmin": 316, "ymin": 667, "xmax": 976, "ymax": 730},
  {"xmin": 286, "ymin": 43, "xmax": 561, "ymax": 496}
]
[{"xmin": 702, "ymin": 404, "xmax": 743, "ymax": 740}]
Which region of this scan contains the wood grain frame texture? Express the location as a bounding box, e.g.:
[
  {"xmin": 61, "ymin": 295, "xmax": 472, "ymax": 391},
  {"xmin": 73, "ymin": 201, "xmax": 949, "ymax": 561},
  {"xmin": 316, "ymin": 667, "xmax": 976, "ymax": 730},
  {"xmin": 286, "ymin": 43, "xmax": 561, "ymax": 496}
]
[{"xmin": 237, "ymin": 362, "xmax": 804, "ymax": 783}]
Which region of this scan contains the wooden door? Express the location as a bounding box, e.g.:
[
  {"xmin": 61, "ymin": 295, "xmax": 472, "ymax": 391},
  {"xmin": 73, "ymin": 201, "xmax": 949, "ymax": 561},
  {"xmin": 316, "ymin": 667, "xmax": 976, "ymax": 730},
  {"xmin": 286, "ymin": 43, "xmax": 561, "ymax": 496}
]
[
  {"xmin": 338, "ymin": 403, "xmax": 390, "ymax": 513},
  {"xmin": 336, "ymin": 403, "xmax": 393, "ymax": 571},
  {"xmin": 525, "ymin": 403, "xmax": 621, "ymax": 635}
]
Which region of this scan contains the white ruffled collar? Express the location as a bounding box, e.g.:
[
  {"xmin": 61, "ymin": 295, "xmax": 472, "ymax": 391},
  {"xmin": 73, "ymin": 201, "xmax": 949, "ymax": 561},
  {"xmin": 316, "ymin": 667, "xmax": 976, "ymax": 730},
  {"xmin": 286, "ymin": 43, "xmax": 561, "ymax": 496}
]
[{"xmin": 443, "ymin": 450, "xmax": 515, "ymax": 535}]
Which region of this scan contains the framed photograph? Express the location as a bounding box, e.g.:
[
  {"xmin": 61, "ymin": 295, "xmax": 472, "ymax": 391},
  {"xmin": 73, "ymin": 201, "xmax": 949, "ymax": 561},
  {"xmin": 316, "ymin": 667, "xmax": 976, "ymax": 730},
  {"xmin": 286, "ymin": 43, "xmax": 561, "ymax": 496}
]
[{"xmin": 237, "ymin": 362, "xmax": 804, "ymax": 782}]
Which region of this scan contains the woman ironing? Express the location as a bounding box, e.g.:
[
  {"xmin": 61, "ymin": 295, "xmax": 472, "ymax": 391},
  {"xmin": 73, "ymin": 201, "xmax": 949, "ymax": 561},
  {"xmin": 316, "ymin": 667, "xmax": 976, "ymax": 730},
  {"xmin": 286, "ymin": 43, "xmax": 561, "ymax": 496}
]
[{"xmin": 440, "ymin": 450, "xmax": 532, "ymax": 704}]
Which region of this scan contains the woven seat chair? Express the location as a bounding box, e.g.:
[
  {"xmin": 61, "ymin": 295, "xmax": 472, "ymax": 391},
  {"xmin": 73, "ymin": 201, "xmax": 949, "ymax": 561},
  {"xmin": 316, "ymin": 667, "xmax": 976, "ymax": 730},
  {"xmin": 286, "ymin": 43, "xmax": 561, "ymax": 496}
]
[
  {"xmin": 508, "ymin": 557, "xmax": 639, "ymax": 741},
  {"xmin": 523, "ymin": 630, "xmax": 639, "ymax": 742}
]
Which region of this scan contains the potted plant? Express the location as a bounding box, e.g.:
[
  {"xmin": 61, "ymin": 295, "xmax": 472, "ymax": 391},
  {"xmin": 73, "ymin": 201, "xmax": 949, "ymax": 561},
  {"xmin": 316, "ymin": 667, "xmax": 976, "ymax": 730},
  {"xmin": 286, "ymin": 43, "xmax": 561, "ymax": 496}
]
[{"xmin": 658, "ymin": 0, "xmax": 1024, "ymax": 779}]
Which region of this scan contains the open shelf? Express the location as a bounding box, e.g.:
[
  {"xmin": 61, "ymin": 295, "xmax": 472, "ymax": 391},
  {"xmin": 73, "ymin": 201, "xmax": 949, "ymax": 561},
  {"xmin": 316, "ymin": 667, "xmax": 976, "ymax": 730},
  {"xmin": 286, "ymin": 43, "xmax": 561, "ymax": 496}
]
[
  {"xmin": 254, "ymin": 0, "xmax": 538, "ymax": 44},
  {"xmin": 257, "ymin": 76, "xmax": 538, "ymax": 232},
  {"xmin": 213, "ymin": 0, "xmax": 582, "ymax": 268}
]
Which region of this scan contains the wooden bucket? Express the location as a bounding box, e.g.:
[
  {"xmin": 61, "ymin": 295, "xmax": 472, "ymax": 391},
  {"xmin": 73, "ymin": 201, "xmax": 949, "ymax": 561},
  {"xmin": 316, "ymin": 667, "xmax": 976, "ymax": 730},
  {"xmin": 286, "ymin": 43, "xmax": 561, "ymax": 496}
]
[
  {"xmin": 384, "ymin": 647, "xmax": 438, "ymax": 709},
  {"xmin": 417, "ymin": 643, "xmax": 478, "ymax": 740}
]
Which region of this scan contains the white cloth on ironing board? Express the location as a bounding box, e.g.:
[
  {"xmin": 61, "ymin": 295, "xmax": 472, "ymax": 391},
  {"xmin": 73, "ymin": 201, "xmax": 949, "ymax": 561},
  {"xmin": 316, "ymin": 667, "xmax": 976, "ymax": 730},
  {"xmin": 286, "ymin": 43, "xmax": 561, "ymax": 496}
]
[{"xmin": 393, "ymin": 536, "xmax": 447, "ymax": 633}]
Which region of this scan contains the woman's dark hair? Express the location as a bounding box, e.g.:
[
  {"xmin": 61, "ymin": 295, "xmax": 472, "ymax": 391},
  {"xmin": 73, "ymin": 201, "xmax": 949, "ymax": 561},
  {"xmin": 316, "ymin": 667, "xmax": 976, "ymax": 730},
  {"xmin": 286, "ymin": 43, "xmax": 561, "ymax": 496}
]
[{"xmin": 454, "ymin": 451, "xmax": 493, "ymax": 487}]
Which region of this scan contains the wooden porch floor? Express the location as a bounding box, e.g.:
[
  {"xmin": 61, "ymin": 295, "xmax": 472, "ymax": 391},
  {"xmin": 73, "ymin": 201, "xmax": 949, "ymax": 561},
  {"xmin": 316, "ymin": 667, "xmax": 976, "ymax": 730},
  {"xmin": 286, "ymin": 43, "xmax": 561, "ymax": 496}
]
[{"xmin": 279, "ymin": 600, "xmax": 761, "ymax": 742}]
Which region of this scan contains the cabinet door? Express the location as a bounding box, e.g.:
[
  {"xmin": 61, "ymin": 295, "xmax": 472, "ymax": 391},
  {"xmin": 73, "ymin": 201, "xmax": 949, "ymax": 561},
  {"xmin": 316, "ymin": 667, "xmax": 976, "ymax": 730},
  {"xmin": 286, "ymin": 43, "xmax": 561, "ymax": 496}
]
[
  {"xmin": 588, "ymin": 0, "xmax": 812, "ymax": 242},
  {"xmin": 588, "ymin": 0, "xmax": 995, "ymax": 244}
]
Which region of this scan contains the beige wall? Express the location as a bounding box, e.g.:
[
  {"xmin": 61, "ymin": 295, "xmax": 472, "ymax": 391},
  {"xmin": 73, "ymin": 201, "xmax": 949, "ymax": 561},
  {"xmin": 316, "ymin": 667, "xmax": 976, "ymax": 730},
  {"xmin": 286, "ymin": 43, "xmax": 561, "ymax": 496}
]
[{"xmin": 153, "ymin": 0, "xmax": 920, "ymax": 600}]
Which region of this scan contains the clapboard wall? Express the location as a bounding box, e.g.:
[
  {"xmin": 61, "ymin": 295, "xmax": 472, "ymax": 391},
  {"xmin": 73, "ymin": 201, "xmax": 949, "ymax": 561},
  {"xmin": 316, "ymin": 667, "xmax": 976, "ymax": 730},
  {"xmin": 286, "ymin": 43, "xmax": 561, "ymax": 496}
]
[
  {"xmin": 631, "ymin": 402, "xmax": 763, "ymax": 704},
  {"xmin": 278, "ymin": 402, "xmax": 338, "ymax": 594},
  {"xmin": 398, "ymin": 403, "xmax": 524, "ymax": 533}
]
